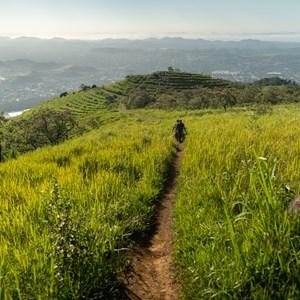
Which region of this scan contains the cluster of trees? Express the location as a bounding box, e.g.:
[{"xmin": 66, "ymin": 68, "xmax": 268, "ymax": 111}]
[
  {"xmin": 79, "ymin": 84, "xmax": 97, "ymax": 91},
  {"xmin": 0, "ymin": 109, "xmax": 77, "ymax": 160},
  {"xmin": 0, "ymin": 114, "xmax": 6, "ymax": 162},
  {"xmin": 167, "ymin": 66, "xmax": 181, "ymax": 73},
  {"xmin": 123, "ymin": 85, "xmax": 300, "ymax": 110},
  {"xmin": 254, "ymin": 77, "xmax": 297, "ymax": 86},
  {"xmin": 59, "ymin": 84, "xmax": 98, "ymax": 97}
]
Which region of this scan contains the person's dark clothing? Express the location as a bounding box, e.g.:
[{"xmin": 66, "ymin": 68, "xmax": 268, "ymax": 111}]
[{"xmin": 173, "ymin": 121, "xmax": 187, "ymax": 143}]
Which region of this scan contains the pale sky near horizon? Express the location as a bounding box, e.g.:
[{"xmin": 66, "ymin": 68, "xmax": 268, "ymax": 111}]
[{"xmin": 0, "ymin": 0, "xmax": 300, "ymax": 39}]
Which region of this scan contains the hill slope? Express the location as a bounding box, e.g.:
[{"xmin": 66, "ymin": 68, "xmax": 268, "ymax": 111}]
[
  {"xmin": 3, "ymin": 107, "xmax": 300, "ymax": 299},
  {"xmin": 36, "ymin": 71, "xmax": 233, "ymax": 116},
  {"xmin": 32, "ymin": 70, "xmax": 300, "ymax": 118},
  {"xmin": 3, "ymin": 70, "xmax": 300, "ymax": 160}
]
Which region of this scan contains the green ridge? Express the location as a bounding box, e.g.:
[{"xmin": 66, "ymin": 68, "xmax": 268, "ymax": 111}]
[{"xmin": 30, "ymin": 71, "xmax": 233, "ymax": 118}]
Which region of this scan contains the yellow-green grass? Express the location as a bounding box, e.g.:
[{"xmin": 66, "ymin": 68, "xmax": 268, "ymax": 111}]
[
  {"xmin": 0, "ymin": 117, "xmax": 175, "ymax": 299},
  {"xmin": 174, "ymin": 108, "xmax": 300, "ymax": 299},
  {"xmin": 3, "ymin": 105, "xmax": 300, "ymax": 299}
]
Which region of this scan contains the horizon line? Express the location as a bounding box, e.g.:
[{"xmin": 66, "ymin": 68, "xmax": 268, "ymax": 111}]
[{"xmin": 2, "ymin": 32, "xmax": 300, "ymax": 43}]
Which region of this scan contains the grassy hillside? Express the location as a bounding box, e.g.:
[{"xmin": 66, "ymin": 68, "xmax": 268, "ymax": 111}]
[
  {"xmin": 34, "ymin": 71, "xmax": 232, "ymax": 115},
  {"xmin": 0, "ymin": 113, "xmax": 176, "ymax": 299},
  {"xmin": 35, "ymin": 86, "xmax": 116, "ymax": 118},
  {"xmin": 1, "ymin": 70, "xmax": 300, "ymax": 162},
  {"xmin": 2, "ymin": 106, "xmax": 300, "ymax": 298},
  {"xmin": 2, "ymin": 68, "xmax": 300, "ymax": 160},
  {"xmin": 0, "ymin": 71, "xmax": 235, "ymax": 159},
  {"xmin": 175, "ymin": 108, "xmax": 300, "ymax": 299}
]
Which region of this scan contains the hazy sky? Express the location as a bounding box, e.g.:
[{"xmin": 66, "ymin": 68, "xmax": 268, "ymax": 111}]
[{"xmin": 0, "ymin": 0, "xmax": 300, "ymax": 39}]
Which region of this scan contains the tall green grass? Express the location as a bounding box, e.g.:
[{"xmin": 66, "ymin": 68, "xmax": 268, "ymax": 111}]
[
  {"xmin": 3, "ymin": 105, "xmax": 300, "ymax": 299},
  {"xmin": 0, "ymin": 119, "xmax": 174, "ymax": 299},
  {"xmin": 174, "ymin": 110, "xmax": 300, "ymax": 299}
]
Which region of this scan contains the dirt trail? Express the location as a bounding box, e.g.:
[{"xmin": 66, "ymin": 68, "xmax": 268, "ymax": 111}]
[{"xmin": 123, "ymin": 145, "xmax": 183, "ymax": 300}]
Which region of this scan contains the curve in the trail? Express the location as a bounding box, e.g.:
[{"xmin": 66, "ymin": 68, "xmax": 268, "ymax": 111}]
[{"xmin": 124, "ymin": 145, "xmax": 183, "ymax": 300}]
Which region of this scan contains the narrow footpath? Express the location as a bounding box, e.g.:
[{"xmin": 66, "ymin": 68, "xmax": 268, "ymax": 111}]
[{"xmin": 124, "ymin": 145, "xmax": 183, "ymax": 300}]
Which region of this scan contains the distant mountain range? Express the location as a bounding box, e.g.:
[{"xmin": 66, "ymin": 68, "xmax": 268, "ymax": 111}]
[{"xmin": 1, "ymin": 37, "xmax": 300, "ymax": 111}]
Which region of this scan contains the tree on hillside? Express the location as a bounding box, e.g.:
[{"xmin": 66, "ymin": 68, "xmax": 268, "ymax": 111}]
[
  {"xmin": 60, "ymin": 92, "xmax": 69, "ymax": 98},
  {"xmin": 79, "ymin": 84, "xmax": 91, "ymax": 91},
  {"xmin": 219, "ymin": 91, "xmax": 237, "ymax": 111},
  {"xmin": 238, "ymin": 86, "xmax": 260, "ymax": 104},
  {"xmin": 0, "ymin": 113, "xmax": 5, "ymax": 125},
  {"xmin": 127, "ymin": 89, "xmax": 155, "ymax": 108},
  {"xmin": 0, "ymin": 113, "xmax": 6, "ymax": 162},
  {"xmin": 261, "ymin": 87, "xmax": 281, "ymax": 104}
]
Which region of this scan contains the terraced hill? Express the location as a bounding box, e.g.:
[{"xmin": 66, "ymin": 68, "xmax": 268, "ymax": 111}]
[
  {"xmin": 8, "ymin": 70, "xmax": 300, "ymax": 129},
  {"xmin": 35, "ymin": 71, "xmax": 233, "ymax": 117},
  {"xmin": 124, "ymin": 71, "xmax": 230, "ymax": 91},
  {"xmin": 38, "ymin": 87, "xmax": 114, "ymax": 118}
]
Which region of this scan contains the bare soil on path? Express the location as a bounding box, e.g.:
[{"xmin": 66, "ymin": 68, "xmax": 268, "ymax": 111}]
[{"xmin": 123, "ymin": 145, "xmax": 183, "ymax": 300}]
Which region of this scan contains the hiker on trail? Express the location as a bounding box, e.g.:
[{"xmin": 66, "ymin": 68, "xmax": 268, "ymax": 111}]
[{"xmin": 173, "ymin": 119, "xmax": 187, "ymax": 143}]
